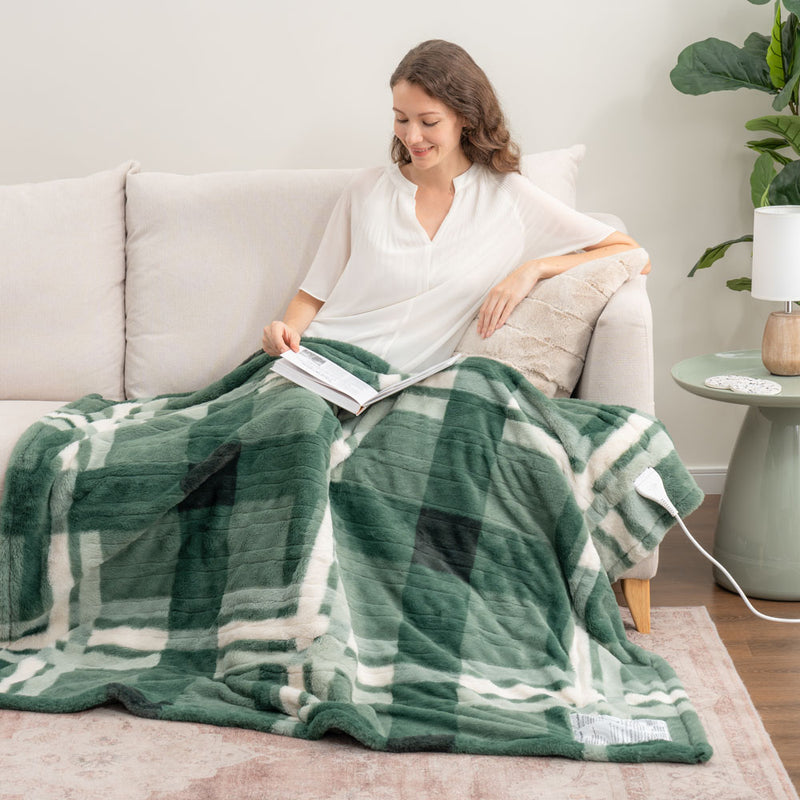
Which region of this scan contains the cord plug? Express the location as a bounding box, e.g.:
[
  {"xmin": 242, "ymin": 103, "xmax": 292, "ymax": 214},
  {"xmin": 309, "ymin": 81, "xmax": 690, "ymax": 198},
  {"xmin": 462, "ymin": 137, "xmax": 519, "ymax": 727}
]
[
  {"xmin": 634, "ymin": 467, "xmax": 679, "ymax": 518},
  {"xmin": 633, "ymin": 467, "xmax": 800, "ymax": 623}
]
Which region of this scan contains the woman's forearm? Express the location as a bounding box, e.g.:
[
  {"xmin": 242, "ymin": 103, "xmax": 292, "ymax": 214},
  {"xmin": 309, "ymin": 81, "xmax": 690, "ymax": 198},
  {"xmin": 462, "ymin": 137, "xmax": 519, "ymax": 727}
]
[
  {"xmin": 262, "ymin": 290, "xmax": 325, "ymax": 355},
  {"xmin": 477, "ymin": 232, "xmax": 649, "ymax": 338},
  {"xmin": 526, "ymin": 232, "xmax": 650, "ymax": 280},
  {"xmin": 284, "ymin": 290, "xmax": 325, "ymax": 334}
]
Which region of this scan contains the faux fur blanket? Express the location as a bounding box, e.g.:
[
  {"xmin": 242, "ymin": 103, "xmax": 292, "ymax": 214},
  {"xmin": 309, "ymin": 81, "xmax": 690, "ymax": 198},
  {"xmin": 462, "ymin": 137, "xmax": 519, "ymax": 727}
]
[{"xmin": 0, "ymin": 341, "xmax": 710, "ymax": 762}]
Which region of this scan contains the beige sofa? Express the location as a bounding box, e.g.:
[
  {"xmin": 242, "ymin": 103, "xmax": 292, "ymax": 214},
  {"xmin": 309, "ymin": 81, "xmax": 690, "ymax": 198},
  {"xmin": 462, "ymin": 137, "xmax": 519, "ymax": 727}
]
[{"xmin": 0, "ymin": 150, "xmax": 656, "ymax": 631}]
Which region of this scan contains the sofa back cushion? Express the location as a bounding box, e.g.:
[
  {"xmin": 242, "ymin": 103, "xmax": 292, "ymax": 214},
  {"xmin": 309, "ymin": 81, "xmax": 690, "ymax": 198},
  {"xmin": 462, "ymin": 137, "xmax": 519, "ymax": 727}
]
[
  {"xmin": 124, "ymin": 169, "xmax": 355, "ymax": 397},
  {"xmin": 0, "ymin": 162, "xmax": 134, "ymax": 401}
]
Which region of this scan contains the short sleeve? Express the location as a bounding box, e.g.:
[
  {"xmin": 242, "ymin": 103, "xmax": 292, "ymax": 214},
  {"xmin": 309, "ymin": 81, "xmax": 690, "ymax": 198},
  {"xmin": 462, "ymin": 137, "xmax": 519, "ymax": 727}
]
[
  {"xmin": 299, "ymin": 185, "xmax": 353, "ymax": 302},
  {"xmin": 501, "ymin": 173, "xmax": 615, "ymax": 261}
]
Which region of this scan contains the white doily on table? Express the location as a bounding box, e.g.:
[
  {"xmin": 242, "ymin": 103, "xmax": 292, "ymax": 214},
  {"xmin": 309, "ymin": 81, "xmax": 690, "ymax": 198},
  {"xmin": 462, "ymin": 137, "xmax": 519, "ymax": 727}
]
[{"xmin": 704, "ymin": 375, "xmax": 782, "ymax": 395}]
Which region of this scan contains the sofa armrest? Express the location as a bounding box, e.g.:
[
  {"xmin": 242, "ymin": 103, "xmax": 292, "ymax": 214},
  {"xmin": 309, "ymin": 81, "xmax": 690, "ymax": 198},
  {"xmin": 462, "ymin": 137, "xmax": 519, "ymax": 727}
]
[
  {"xmin": 574, "ymin": 269, "xmax": 659, "ymax": 597},
  {"xmin": 573, "ymin": 275, "xmax": 655, "ymax": 415}
]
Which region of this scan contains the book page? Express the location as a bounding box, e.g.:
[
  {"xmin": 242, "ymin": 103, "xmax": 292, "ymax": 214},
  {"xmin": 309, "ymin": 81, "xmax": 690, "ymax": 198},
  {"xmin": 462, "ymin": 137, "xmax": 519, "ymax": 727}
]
[
  {"xmin": 272, "ymin": 347, "xmax": 462, "ymax": 415},
  {"xmin": 370, "ymin": 354, "xmax": 461, "ymax": 403},
  {"xmin": 277, "ymin": 347, "xmax": 377, "ymax": 406},
  {"xmin": 270, "ymin": 359, "xmax": 362, "ymax": 414}
]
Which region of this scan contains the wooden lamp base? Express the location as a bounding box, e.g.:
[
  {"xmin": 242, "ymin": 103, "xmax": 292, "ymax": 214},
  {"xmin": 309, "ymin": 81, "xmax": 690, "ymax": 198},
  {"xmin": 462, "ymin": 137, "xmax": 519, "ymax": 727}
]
[{"xmin": 762, "ymin": 311, "xmax": 800, "ymax": 376}]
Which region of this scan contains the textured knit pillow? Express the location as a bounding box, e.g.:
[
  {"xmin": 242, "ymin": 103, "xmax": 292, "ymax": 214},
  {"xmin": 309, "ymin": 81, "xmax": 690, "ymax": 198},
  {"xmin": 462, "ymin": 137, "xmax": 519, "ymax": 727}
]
[{"xmin": 455, "ymin": 248, "xmax": 649, "ymax": 398}]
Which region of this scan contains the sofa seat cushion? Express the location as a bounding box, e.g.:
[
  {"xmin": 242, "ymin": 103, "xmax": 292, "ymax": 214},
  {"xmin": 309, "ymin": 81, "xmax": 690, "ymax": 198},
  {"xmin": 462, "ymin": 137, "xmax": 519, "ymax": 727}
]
[
  {"xmin": 0, "ymin": 162, "xmax": 136, "ymax": 402},
  {"xmin": 0, "ymin": 401, "xmax": 68, "ymax": 496}
]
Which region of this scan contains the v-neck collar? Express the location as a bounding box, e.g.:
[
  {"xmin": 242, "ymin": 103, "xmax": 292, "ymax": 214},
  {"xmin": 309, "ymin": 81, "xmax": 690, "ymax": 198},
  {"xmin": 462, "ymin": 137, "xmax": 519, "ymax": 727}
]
[{"xmin": 388, "ymin": 162, "xmax": 479, "ymax": 243}]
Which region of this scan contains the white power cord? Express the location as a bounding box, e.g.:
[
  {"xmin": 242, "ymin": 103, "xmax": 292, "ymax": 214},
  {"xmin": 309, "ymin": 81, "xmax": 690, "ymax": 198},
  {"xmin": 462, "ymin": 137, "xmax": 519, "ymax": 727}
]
[{"xmin": 634, "ymin": 467, "xmax": 800, "ymax": 624}]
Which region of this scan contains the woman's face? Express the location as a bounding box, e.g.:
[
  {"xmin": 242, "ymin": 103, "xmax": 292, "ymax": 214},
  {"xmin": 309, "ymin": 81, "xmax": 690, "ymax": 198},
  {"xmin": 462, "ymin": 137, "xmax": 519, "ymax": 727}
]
[{"xmin": 392, "ymin": 80, "xmax": 467, "ymax": 174}]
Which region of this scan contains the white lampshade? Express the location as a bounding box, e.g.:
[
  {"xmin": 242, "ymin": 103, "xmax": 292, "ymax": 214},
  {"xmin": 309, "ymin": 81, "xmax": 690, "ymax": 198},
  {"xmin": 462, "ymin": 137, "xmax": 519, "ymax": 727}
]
[{"xmin": 752, "ymin": 206, "xmax": 800, "ymax": 301}]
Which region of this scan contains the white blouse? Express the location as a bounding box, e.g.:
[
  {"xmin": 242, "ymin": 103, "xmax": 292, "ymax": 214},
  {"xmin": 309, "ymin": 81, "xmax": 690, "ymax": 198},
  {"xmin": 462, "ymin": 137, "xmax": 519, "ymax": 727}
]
[{"xmin": 302, "ymin": 162, "xmax": 614, "ymax": 373}]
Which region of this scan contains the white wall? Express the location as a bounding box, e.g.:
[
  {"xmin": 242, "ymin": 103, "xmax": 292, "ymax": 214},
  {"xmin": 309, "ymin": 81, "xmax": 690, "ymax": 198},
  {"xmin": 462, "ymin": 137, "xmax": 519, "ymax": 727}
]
[{"xmin": 1, "ymin": 0, "xmax": 779, "ymax": 479}]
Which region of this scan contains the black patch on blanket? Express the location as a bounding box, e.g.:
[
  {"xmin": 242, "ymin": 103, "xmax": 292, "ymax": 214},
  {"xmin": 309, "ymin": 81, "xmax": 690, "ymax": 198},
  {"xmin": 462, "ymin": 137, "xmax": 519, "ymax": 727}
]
[
  {"xmin": 178, "ymin": 441, "xmax": 242, "ymax": 509},
  {"xmin": 386, "ymin": 733, "xmax": 456, "ymax": 752},
  {"xmin": 412, "ymin": 506, "xmax": 481, "ymax": 582},
  {"xmin": 168, "ymin": 440, "xmax": 240, "ymax": 649},
  {"xmin": 106, "ymin": 683, "xmax": 171, "ymax": 718}
]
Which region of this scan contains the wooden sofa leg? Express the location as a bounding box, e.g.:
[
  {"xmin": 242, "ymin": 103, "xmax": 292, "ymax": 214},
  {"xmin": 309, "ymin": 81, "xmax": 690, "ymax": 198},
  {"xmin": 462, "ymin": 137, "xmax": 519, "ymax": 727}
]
[{"xmin": 621, "ymin": 578, "xmax": 651, "ymax": 634}]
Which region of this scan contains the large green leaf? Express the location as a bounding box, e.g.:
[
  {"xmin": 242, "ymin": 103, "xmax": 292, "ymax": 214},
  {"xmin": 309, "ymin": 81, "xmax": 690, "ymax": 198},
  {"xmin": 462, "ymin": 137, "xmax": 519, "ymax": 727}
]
[
  {"xmin": 774, "ymin": 62, "xmax": 800, "ymax": 108},
  {"xmin": 747, "ymin": 0, "xmax": 771, "ymax": 5},
  {"xmin": 671, "ymin": 37, "xmax": 774, "ymax": 94},
  {"xmin": 746, "ymin": 136, "xmax": 794, "ymax": 164},
  {"xmin": 751, "ymin": 152, "xmax": 778, "ymax": 205},
  {"xmin": 784, "ymin": 0, "xmax": 800, "ymax": 15},
  {"xmin": 727, "ymin": 277, "xmax": 753, "ymax": 292},
  {"xmin": 767, "ymin": 159, "xmax": 800, "ymax": 202},
  {"xmin": 774, "ymin": 22, "xmax": 800, "ymax": 109},
  {"xmin": 781, "ymin": 11, "xmax": 798, "ymax": 70},
  {"xmin": 688, "ymin": 235, "xmax": 754, "ymax": 276},
  {"xmin": 746, "ymin": 136, "xmax": 790, "ymax": 150},
  {"xmin": 768, "ymin": 2, "xmax": 786, "ymax": 88},
  {"xmin": 745, "ymin": 114, "xmax": 800, "ymax": 154},
  {"xmin": 744, "ymin": 31, "xmax": 771, "ymax": 56}
]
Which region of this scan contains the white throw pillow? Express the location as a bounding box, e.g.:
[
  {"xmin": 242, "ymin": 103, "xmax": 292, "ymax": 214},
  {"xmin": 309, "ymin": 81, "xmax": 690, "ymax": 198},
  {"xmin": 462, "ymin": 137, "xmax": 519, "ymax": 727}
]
[
  {"xmin": 520, "ymin": 144, "xmax": 585, "ymax": 208},
  {"xmin": 0, "ymin": 162, "xmax": 136, "ymax": 401},
  {"xmin": 455, "ymin": 248, "xmax": 649, "ymax": 398}
]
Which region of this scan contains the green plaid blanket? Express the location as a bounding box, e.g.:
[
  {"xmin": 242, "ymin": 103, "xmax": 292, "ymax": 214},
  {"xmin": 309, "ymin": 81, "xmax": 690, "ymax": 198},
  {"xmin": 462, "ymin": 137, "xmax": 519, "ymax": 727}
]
[{"xmin": 0, "ymin": 341, "xmax": 709, "ymax": 763}]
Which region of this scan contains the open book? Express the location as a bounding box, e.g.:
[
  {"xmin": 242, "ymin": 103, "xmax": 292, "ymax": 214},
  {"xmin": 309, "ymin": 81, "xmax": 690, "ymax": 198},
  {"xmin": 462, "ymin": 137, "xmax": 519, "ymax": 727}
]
[{"xmin": 271, "ymin": 346, "xmax": 460, "ymax": 415}]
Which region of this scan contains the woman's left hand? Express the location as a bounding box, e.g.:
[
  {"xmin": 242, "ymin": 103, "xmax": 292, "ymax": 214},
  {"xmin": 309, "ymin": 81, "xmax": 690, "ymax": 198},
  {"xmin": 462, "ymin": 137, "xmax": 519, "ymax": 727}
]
[{"xmin": 477, "ymin": 260, "xmax": 545, "ymax": 339}]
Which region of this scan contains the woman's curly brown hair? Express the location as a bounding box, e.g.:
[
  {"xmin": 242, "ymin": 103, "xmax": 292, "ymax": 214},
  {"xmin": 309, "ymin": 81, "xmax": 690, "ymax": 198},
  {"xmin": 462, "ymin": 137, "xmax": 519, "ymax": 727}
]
[{"xmin": 390, "ymin": 40, "xmax": 520, "ymax": 174}]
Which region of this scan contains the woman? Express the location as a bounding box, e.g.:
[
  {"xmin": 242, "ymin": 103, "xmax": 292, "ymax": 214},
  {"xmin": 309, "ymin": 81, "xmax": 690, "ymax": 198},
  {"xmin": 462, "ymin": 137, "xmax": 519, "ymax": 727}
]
[{"xmin": 262, "ymin": 39, "xmax": 646, "ymax": 373}]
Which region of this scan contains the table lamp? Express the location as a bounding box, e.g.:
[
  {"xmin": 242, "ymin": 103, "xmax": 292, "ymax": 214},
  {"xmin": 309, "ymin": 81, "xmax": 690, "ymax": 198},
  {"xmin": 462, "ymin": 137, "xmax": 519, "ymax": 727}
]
[{"xmin": 751, "ymin": 205, "xmax": 800, "ymax": 376}]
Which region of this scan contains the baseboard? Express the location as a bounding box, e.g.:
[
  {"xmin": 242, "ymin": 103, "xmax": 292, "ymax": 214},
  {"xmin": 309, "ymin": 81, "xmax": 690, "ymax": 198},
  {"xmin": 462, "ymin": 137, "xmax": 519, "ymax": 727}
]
[{"xmin": 689, "ymin": 468, "xmax": 726, "ymax": 495}]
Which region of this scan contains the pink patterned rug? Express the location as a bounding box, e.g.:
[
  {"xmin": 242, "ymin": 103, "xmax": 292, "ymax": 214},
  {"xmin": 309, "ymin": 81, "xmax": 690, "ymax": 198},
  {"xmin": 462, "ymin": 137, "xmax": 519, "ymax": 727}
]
[{"xmin": 0, "ymin": 607, "xmax": 795, "ymax": 800}]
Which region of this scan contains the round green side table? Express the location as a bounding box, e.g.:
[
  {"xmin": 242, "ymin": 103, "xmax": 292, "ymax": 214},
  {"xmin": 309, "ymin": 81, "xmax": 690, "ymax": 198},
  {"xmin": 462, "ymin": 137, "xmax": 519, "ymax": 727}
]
[{"xmin": 672, "ymin": 349, "xmax": 800, "ymax": 600}]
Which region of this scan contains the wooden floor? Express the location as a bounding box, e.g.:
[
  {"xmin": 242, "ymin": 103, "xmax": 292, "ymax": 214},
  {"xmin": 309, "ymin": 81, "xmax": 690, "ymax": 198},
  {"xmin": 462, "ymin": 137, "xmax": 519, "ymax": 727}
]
[{"xmin": 617, "ymin": 496, "xmax": 800, "ymax": 791}]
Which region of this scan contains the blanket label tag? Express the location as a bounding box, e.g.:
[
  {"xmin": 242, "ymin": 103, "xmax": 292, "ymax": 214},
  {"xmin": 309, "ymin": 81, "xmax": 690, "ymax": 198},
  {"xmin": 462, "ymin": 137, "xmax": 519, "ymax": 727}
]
[{"xmin": 570, "ymin": 713, "xmax": 671, "ymax": 746}]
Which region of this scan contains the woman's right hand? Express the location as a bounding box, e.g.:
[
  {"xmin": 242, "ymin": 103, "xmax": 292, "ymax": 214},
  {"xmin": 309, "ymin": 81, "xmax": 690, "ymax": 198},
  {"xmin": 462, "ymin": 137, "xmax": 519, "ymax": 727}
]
[
  {"xmin": 262, "ymin": 321, "xmax": 301, "ymax": 356},
  {"xmin": 261, "ymin": 290, "xmax": 324, "ymax": 356}
]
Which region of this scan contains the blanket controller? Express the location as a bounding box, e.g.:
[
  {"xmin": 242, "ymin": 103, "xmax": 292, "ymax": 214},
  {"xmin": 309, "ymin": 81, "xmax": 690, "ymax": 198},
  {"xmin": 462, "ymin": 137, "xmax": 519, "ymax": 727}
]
[{"xmin": 634, "ymin": 468, "xmax": 800, "ymax": 624}]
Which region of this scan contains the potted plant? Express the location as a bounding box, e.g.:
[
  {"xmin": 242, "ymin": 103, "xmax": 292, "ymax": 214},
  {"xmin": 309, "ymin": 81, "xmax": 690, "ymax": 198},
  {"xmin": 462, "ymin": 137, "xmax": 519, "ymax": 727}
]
[{"xmin": 671, "ymin": 0, "xmax": 800, "ymax": 291}]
